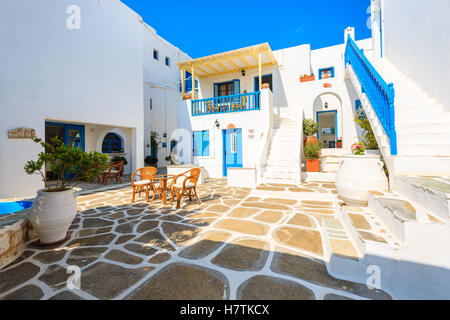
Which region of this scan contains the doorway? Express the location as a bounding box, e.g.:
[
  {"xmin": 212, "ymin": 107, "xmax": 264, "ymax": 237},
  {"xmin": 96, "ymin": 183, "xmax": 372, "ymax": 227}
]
[
  {"xmin": 316, "ymin": 111, "xmax": 337, "ymax": 149},
  {"xmin": 223, "ymin": 128, "xmax": 243, "ymax": 177}
]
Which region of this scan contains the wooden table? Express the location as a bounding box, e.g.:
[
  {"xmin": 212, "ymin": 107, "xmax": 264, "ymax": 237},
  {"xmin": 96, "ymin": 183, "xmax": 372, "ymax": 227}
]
[{"xmin": 153, "ymin": 174, "xmax": 175, "ymax": 205}]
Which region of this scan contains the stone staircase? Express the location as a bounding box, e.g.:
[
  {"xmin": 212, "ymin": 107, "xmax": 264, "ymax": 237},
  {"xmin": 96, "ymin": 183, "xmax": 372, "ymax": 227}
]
[
  {"xmin": 350, "ymin": 57, "xmax": 450, "ymax": 176},
  {"xmin": 302, "ymin": 148, "xmax": 346, "ymax": 182},
  {"xmin": 262, "ymin": 117, "xmax": 300, "ymax": 184},
  {"xmin": 334, "ymin": 56, "xmax": 450, "ymax": 299}
]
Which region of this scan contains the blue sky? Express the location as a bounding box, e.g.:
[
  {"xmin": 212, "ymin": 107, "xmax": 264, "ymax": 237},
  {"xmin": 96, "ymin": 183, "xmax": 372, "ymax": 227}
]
[{"xmin": 121, "ymin": 0, "xmax": 372, "ymax": 58}]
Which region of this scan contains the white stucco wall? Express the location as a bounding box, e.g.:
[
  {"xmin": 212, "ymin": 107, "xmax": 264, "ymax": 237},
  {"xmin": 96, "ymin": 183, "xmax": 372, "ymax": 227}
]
[
  {"xmin": 142, "ymin": 24, "xmax": 190, "ymax": 166},
  {"xmin": 300, "ymin": 39, "xmax": 374, "ymax": 151},
  {"xmin": 0, "ymin": 0, "xmax": 144, "ymax": 198},
  {"xmin": 382, "ymin": 0, "xmax": 450, "ymax": 110}
]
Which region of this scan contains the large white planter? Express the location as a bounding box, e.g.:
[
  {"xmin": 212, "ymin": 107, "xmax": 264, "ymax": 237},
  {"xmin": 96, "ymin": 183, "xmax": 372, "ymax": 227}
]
[
  {"xmin": 28, "ymin": 188, "xmax": 77, "ymax": 244},
  {"xmin": 336, "ymin": 154, "xmax": 388, "ymax": 205}
]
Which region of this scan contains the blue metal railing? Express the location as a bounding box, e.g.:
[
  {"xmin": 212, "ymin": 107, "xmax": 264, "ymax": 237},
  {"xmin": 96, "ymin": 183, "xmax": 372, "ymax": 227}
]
[
  {"xmin": 192, "ymin": 91, "xmax": 261, "ymax": 116},
  {"xmin": 345, "ymin": 36, "xmax": 397, "ymax": 155}
]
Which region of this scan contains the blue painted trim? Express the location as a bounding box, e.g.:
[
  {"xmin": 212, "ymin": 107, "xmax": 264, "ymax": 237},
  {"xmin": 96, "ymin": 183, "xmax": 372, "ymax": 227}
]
[
  {"xmin": 316, "ymin": 110, "xmax": 338, "ymax": 141},
  {"xmin": 254, "ymin": 74, "xmax": 273, "ymax": 91},
  {"xmin": 102, "ymin": 132, "xmax": 123, "ymax": 153},
  {"xmin": 345, "ymin": 35, "xmax": 397, "ymax": 155},
  {"xmin": 222, "ymin": 128, "xmax": 243, "ymax": 177},
  {"xmin": 45, "ymin": 122, "xmax": 85, "ymax": 151},
  {"xmin": 192, "ymin": 91, "xmax": 261, "ymax": 117},
  {"xmin": 318, "ymin": 67, "xmax": 335, "ymax": 80}
]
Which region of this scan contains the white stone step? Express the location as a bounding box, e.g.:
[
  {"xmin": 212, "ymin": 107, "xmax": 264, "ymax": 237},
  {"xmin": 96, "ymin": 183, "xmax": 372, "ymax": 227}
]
[
  {"xmin": 394, "ymin": 176, "xmax": 450, "ymax": 221},
  {"xmin": 320, "ymin": 149, "xmax": 348, "ymax": 157},
  {"xmin": 368, "ymin": 193, "xmax": 416, "ymax": 244},
  {"xmin": 397, "ymin": 144, "xmax": 450, "ymax": 156},
  {"xmin": 261, "ymin": 177, "xmax": 297, "ymax": 184},
  {"xmin": 393, "ymin": 156, "xmax": 450, "ymax": 176},
  {"xmin": 264, "ymin": 166, "xmax": 297, "ymax": 174},
  {"xmin": 267, "ymin": 154, "xmax": 298, "ymax": 160},
  {"xmin": 263, "ymin": 171, "xmax": 296, "ymax": 180},
  {"xmin": 398, "ymin": 132, "xmax": 450, "ymax": 145},
  {"xmin": 301, "ymin": 171, "xmax": 336, "ymax": 182},
  {"xmin": 397, "ymin": 112, "xmax": 450, "ymax": 124},
  {"xmin": 320, "ymin": 161, "xmax": 341, "ymax": 172},
  {"xmin": 396, "ymin": 121, "xmax": 450, "ymax": 133},
  {"xmin": 266, "ymin": 159, "xmax": 298, "ymax": 166}
]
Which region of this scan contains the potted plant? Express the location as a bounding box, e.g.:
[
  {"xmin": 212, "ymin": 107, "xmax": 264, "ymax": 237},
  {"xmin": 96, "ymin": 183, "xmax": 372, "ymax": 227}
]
[
  {"xmin": 354, "ymin": 110, "xmax": 380, "ymax": 155},
  {"xmin": 336, "ymin": 141, "xmax": 388, "ymax": 205},
  {"xmin": 336, "ymin": 137, "xmax": 343, "ymax": 149},
  {"xmin": 110, "ymin": 155, "xmax": 128, "ymax": 176},
  {"xmin": 145, "ymin": 155, "xmax": 158, "ymax": 167},
  {"xmin": 24, "ymin": 137, "xmax": 109, "ymax": 245},
  {"xmin": 303, "ymin": 118, "xmax": 319, "ymax": 145},
  {"xmin": 304, "ymin": 141, "xmax": 323, "ymax": 172},
  {"xmin": 300, "ymin": 74, "xmax": 315, "ymax": 83}
]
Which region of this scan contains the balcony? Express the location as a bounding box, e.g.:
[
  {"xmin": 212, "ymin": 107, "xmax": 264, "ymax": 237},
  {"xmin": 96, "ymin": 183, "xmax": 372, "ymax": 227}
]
[{"xmin": 192, "ymin": 91, "xmax": 261, "ymax": 116}]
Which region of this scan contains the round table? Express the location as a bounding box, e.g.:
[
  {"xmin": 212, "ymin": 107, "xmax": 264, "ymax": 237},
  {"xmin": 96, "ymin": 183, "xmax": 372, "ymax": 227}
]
[{"xmin": 153, "ymin": 174, "xmax": 175, "ymax": 205}]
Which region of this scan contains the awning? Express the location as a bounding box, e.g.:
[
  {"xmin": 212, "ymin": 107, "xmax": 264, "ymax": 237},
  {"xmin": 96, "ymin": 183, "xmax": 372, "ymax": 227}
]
[{"xmin": 178, "ymin": 43, "xmax": 277, "ymax": 79}]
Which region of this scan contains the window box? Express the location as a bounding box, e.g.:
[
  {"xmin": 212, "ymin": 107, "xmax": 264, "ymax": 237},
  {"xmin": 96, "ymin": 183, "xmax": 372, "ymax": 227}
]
[{"xmin": 300, "ymin": 75, "xmax": 315, "ymax": 83}]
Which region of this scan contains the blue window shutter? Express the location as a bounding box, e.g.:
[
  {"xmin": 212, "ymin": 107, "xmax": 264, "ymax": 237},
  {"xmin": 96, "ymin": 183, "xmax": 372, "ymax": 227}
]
[
  {"xmin": 202, "ymin": 131, "xmax": 210, "ymax": 156},
  {"xmin": 193, "ymin": 131, "xmax": 202, "ymax": 156},
  {"xmin": 214, "ymin": 83, "xmax": 219, "ymax": 97},
  {"xmin": 233, "ymin": 79, "xmax": 240, "ymax": 95},
  {"xmin": 331, "ymin": 67, "xmax": 335, "ymax": 78}
]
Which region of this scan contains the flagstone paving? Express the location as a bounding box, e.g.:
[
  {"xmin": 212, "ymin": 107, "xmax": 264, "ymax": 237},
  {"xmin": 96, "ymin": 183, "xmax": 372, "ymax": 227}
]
[{"xmin": 0, "ymin": 179, "xmax": 391, "ymax": 300}]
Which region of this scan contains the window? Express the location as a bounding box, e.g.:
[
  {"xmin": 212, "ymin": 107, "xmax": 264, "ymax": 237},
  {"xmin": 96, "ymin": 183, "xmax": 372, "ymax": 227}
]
[
  {"xmin": 231, "ymin": 133, "xmax": 237, "ymax": 154},
  {"xmin": 153, "ymin": 49, "xmax": 159, "ymax": 60},
  {"xmin": 255, "ymin": 74, "xmax": 273, "ymax": 91},
  {"xmin": 102, "ymin": 133, "xmax": 123, "ymax": 153},
  {"xmin": 149, "ymin": 98, "xmax": 153, "ymax": 110},
  {"xmin": 180, "ymin": 71, "xmax": 198, "ymax": 92},
  {"xmin": 165, "ymin": 56, "xmax": 170, "ymax": 66},
  {"xmin": 193, "ymin": 130, "xmax": 210, "ymax": 157},
  {"xmin": 218, "ymin": 82, "xmax": 234, "ymax": 97},
  {"xmin": 319, "ymin": 67, "xmax": 335, "ymax": 80}
]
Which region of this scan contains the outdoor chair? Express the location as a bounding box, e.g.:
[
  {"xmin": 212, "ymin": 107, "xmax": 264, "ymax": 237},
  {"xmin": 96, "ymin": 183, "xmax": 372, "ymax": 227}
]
[
  {"xmin": 131, "ymin": 167, "xmax": 158, "ymax": 203},
  {"xmin": 102, "ymin": 161, "xmax": 124, "ymax": 185},
  {"xmin": 170, "ymin": 168, "xmax": 201, "ymax": 209}
]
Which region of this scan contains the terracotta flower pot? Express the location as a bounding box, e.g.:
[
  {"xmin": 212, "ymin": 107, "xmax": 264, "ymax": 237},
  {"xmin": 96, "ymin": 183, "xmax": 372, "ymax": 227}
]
[
  {"xmin": 300, "ymin": 75, "xmax": 315, "ymax": 83},
  {"xmin": 306, "ymin": 159, "xmax": 320, "ymax": 172},
  {"xmin": 304, "ymin": 136, "xmax": 319, "ymax": 146},
  {"xmin": 336, "ymin": 141, "xmax": 343, "ymax": 148}
]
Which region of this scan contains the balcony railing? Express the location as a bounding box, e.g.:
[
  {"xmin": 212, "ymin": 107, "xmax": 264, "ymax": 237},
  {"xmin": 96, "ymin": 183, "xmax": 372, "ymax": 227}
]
[
  {"xmin": 192, "ymin": 91, "xmax": 261, "ymax": 116},
  {"xmin": 345, "ymin": 35, "xmax": 397, "ymax": 155}
]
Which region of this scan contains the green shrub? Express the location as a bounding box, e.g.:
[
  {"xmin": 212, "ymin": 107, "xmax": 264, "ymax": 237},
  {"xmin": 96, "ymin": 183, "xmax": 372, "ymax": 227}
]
[
  {"xmin": 145, "ymin": 155, "xmax": 158, "ymax": 165},
  {"xmin": 24, "ymin": 136, "xmax": 109, "ymax": 192},
  {"xmin": 304, "ymin": 141, "xmax": 323, "ymax": 160},
  {"xmin": 354, "ymin": 111, "xmax": 379, "ymax": 150},
  {"xmin": 303, "ymin": 119, "xmax": 319, "ymax": 137}
]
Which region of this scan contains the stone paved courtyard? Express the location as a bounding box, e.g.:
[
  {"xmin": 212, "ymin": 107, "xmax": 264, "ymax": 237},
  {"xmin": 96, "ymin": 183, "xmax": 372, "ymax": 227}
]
[{"xmin": 0, "ymin": 179, "xmax": 391, "ymax": 300}]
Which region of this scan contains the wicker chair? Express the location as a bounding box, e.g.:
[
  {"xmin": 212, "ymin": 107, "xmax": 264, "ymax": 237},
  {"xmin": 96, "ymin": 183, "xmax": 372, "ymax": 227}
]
[
  {"xmin": 170, "ymin": 168, "xmax": 201, "ymax": 209},
  {"xmin": 131, "ymin": 167, "xmax": 158, "ymax": 203},
  {"xmin": 102, "ymin": 161, "xmax": 124, "ymax": 185}
]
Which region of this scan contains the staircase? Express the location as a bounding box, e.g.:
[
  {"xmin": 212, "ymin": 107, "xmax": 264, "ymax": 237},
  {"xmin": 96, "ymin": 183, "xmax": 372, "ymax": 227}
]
[
  {"xmin": 370, "ymin": 58, "xmax": 450, "ymax": 176},
  {"xmin": 331, "ymin": 36, "xmax": 450, "ymax": 299},
  {"xmin": 262, "ymin": 117, "xmax": 300, "ymax": 184}
]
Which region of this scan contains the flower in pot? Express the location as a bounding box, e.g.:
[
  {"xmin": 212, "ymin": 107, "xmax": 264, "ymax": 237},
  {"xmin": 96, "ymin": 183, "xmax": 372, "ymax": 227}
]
[
  {"xmin": 303, "ymin": 118, "xmax": 319, "ymax": 145},
  {"xmin": 145, "ymin": 155, "xmax": 158, "ymax": 167},
  {"xmin": 24, "ymin": 137, "xmax": 109, "ymax": 245},
  {"xmin": 336, "ymin": 137, "xmax": 343, "ymax": 149},
  {"xmin": 336, "ymin": 140, "xmax": 388, "ymax": 206},
  {"xmin": 304, "ymin": 141, "xmax": 323, "ymax": 172}
]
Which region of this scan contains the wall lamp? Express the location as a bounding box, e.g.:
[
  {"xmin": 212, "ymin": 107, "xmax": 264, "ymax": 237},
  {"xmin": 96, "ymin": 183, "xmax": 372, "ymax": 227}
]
[
  {"xmin": 241, "ymin": 69, "xmax": 246, "ymax": 77},
  {"xmin": 324, "ymin": 102, "xmax": 329, "ymax": 109},
  {"xmin": 215, "ymin": 119, "xmax": 220, "ymax": 128}
]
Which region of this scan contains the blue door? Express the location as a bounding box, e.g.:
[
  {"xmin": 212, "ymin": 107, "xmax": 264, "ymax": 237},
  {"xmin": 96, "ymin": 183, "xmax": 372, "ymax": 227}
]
[{"xmin": 223, "ymin": 128, "xmax": 243, "ymax": 177}]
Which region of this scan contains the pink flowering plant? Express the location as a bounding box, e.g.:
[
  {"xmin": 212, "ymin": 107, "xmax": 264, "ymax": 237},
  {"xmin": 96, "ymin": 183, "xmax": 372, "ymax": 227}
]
[{"xmin": 353, "ymin": 143, "xmax": 366, "ymax": 156}]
